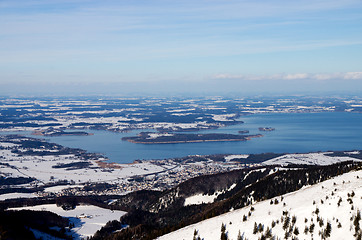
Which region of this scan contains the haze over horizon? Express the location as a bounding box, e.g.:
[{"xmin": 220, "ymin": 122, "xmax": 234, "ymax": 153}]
[{"xmin": 1, "ymin": 0, "xmax": 362, "ymax": 95}]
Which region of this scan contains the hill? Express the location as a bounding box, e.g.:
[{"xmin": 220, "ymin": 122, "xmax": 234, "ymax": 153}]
[
  {"xmin": 92, "ymin": 161, "xmax": 361, "ymax": 239},
  {"xmin": 159, "ymin": 167, "xmax": 361, "ymax": 240}
]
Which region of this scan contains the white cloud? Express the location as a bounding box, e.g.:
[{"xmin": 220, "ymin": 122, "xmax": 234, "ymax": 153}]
[
  {"xmin": 212, "ymin": 72, "xmax": 362, "ymax": 81},
  {"xmin": 343, "ymin": 72, "xmax": 362, "ymax": 79},
  {"xmin": 284, "ymin": 73, "xmax": 309, "ymax": 80}
]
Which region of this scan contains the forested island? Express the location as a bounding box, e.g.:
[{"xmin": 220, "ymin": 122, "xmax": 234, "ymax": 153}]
[{"xmin": 122, "ymin": 132, "xmax": 262, "ymax": 144}]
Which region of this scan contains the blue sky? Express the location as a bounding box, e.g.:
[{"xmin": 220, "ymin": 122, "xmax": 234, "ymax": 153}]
[{"xmin": 0, "ymin": 0, "xmax": 362, "ymax": 95}]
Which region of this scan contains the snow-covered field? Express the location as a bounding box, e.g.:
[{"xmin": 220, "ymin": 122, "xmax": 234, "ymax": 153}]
[
  {"xmin": 263, "ymin": 152, "xmax": 361, "ymax": 166},
  {"xmin": 0, "ymin": 192, "xmax": 38, "ymax": 201},
  {"xmin": 9, "ymin": 204, "xmax": 126, "ymax": 239},
  {"xmin": 159, "ymin": 169, "xmax": 362, "ymax": 240},
  {"xmin": 0, "ymin": 147, "xmax": 170, "ymax": 184},
  {"xmin": 0, "ymin": 139, "xmax": 179, "ymax": 200},
  {"xmin": 225, "ymin": 155, "xmax": 249, "ymax": 161},
  {"xmin": 212, "ymin": 114, "xmax": 237, "ymax": 121}
]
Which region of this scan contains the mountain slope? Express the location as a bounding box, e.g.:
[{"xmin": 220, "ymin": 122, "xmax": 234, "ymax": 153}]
[
  {"xmin": 93, "ymin": 161, "xmax": 361, "ymax": 240},
  {"xmin": 158, "ymin": 168, "xmax": 362, "ymax": 240}
]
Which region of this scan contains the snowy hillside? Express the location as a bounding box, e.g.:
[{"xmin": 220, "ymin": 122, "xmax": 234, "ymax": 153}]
[
  {"xmin": 9, "ymin": 204, "xmax": 126, "ymax": 239},
  {"xmin": 263, "ymin": 152, "xmax": 361, "ymax": 166},
  {"xmin": 158, "ymin": 169, "xmax": 362, "ymax": 240}
]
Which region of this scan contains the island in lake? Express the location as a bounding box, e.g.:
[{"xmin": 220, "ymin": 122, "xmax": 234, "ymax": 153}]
[
  {"xmin": 122, "ymin": 132, "xmax": 262, "ymax": 144},
  {"xmin": 258, "ymin": 127, "xmax": 275, "ymax": 131},
  {"xmin": 33, "ymin": 128, "xmax": 93, "ymax": 137},
  {"xmin": 238, "ymin": 130, "xmax": 250, "ymax": 134}
]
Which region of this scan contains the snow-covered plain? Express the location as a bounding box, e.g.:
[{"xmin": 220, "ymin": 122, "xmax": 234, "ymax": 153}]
[
  {"xmin": 9, "ymin": 204, "xmax": 126, "ymax": 239},
  {"xmin": 159, "ymin": 169, "xmax": 362, "ymax": 240},
  {"xmin": 212, "ymin": 114, "xmax": 237, "ymax": 121},
  {"xmin": 263, "ymin": 152, "xmax": 361, "ymax": 166},
  {"xmin": 0, "ymin": 147, "xmax": 169, "ymax": 184},
  {"xmin": 0, "ymin": 192, "xmax": 38, "ymax": 201},
  {"xmin": 0, "ymin": 139, "xmax": 179, "ymax": 200},
  {"xmin": 225, "ymin": 155, "xmax": 249, "ymax": 161}
]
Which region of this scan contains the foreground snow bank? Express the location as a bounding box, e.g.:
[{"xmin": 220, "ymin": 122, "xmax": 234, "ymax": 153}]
[{"xmin": 159, "ymin": 169, "xmax": 362, "ymax": 240}]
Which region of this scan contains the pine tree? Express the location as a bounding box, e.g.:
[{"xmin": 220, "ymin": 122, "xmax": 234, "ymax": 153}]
[
  {"xmin": 315, "ymin": 207, "xmax": 320, "ymax": 215},
  {"xmin": 221, "ymin": 223, "xmax": 228, "ymax": 240},
  {"xmin": 237, "ymin": 230, "xmax": 243, "ymax": 240},
  {"xmin": 283, "ymin": 216, "xmax": 290, "ymax": 230},
  {"xmin": 253, "ymin": 222, "xmax": 258, "ymax": 234},
  {"xmin": 271, "ymin": 220, "xmax": 276, "ymax": 228},
  {"xmin": 193, "ymin": 229, "xmax": 198, "ymax": 240},
  {"xmin": 337, "ymin": 197, "xmax": 342, "ymax": 207},
  {"xmin": 293, "ymin": 226, "xmax": 299, "ymax": 235},
  {"xmin": 354, "ymin": 210, "xmax": 361, "ymax": 237},
  {"xmin": 265, "ymin": 226, "xmax": 272, "ymax": 238},
  {"xmin": 324, "ymin": 222, "xmax": 331, "ymax": 238},
  {"xmin": 309, "ymin": 223, "xmax": 315, "ymax": 234},
  {"xmin": 258, "ymin": 223, "xmax": 264, "ymax": 232}
]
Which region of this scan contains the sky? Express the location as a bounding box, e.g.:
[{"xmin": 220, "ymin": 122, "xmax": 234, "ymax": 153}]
[{"xmin": 0, "ymin": 0, "xmax": 362, "ymax": 96}]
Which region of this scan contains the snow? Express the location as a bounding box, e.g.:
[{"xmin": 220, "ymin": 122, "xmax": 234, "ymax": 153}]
[
  {"xmin": 212, "ymin": 114, "xmax": 236, "ymax": 121},
  {"xmin": 0, "ymin": 142, "xmax": 17, "ymax": 147},
  {"xmin": 263, "ymin": 152, "xmax": 361, "ymax": 166},
  {"xmin": 225, "ymin": 155, "xmax": 249, "ymax": 161},
  {"xmin": 347, "ymin": 151, "xmax": 360, "ymax": 155},
  {"xmin": 9, "ymin": 204, "xmax": 127, "ymax": 239},
  {"xmin": 0, "ymin": 147, "xmax": 169, "ymax": 190},
  {"xmin": 184, "ymin": 184, "xmax": 237, "ymax": 206},
  {"xmin": 171, "ymin": 113, "xmax": 193, "ymax": 116},
  {"xmin": 43, "ymin": 185, "xmax": 84, "ymax": 193},
  {"xmin": 159, "ymin": 169, "xmax": 362, "ymax": 240},
  {"xmin": 167, "ymin": 108, "xmax": 196, "ymax": 113},
  {"xmin": 0, "ymin": 192, "xmax": 38, "ymax": 200},
  {"xmin": 147, "ymin": 133, "xmax": 174, "ymax": 139},
  {"xmin": 184, "ymin": 193, "xmax": 219, "ymax": 206},
  {"xmin": 228, "ymin": 183, "xmax": 237, "ymax": 191}
]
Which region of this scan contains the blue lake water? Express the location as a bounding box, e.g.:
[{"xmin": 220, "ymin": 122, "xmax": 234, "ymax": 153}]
[{"xmin": 2, "ymin": 112, "xmax": 362, "ymax": 163}]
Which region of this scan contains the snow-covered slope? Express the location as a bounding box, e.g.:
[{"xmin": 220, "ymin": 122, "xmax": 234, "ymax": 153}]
[
  {"xmin": 263, "ymin": 152, "xmax": 361, "ymax": 166},
  {"xmin": 9, "ymin": 204, "xmax": 126, "ymax": 239},
  {"xmin": 158, "ymin": 169, "xmax": 362, "ymax": 240},
  {"xmin": 184, "ymin": 183, "xmax": 237, "ymax": 206}
]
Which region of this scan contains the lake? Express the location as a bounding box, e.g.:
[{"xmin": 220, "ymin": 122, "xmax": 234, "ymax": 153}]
[{"xmin": 2, "ymin": 112, "xmax": 362, "ymax": 163}]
